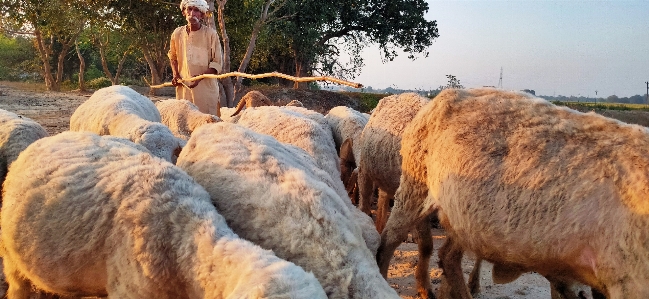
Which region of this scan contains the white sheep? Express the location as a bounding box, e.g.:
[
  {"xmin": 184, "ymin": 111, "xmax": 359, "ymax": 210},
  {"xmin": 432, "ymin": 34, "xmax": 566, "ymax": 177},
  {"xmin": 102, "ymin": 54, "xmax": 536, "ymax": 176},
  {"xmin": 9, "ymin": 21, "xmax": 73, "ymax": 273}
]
[
  {"xmin": 155, "ymin": 99, "xmax": 221, "ymax": 141},
  {"xmin": 1, "ymin": 131, "xmax": 327, "ymax": 299},
  {"xmin": 69, "ymin": 85, "xmax": 182, "ymax": 162},
  {"xmin": 377, "ymin": 88, "xmax": 649, "ymax": 299},
  {"xmin": 0, "ymin": 109, "xmax": 48, "ymax": 192},
  {"xmin": 176, "ymin": 122, "xmax": 399, "ymax": 299},
  {"xmin": 357, "ymin": 93, "xmax": 430, "ymax": 231},
  {"xmin": 228, "ymin": 105, "xmax": 381, "ymax": 254},
  {"xmin": 325, "ymin": 106, "xmax": 369, "ymax": 196}
]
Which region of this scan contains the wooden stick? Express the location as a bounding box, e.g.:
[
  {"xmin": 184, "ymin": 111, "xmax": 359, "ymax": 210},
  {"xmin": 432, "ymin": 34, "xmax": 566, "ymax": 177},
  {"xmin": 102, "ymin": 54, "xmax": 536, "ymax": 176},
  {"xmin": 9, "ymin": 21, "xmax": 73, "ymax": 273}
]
[{"xmin": 149, "ymin": 71, "xmax": 363, "ymax": 89}]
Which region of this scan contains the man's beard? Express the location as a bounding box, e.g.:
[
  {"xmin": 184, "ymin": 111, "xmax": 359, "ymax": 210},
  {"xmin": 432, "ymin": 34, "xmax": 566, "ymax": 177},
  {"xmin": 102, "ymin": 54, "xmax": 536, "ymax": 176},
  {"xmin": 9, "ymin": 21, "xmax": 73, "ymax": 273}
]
[{"xmin": 186, "ymin": 15, "xmax": 200, "ymax": 24}]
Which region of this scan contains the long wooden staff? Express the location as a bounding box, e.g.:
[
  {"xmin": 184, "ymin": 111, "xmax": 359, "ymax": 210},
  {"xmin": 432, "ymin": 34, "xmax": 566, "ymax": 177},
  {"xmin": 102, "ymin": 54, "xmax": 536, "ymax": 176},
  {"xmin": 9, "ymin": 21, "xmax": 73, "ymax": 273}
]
[{"xmin": 148, "ymin": 71, "xmax": 363, "ymax": 89}]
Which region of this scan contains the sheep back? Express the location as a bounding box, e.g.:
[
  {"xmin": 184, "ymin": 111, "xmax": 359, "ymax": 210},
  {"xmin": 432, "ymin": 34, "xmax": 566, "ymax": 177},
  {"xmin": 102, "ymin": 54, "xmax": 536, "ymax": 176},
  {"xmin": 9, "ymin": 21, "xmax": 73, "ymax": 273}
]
[
  {"xmin": 397, "ymin": 88, "xmax": 649, "ymax": 298},
  {"xmin": 0, "ymin": 109, "xmax": 48, "ymax": 187},
  {"xmin": 155, "ymin": 99, "xmax": 221, "ymax": 141},
  {"xmin": 177, "ymin": 122, "xmax": 397, "ymax": 298},
  {"xmin": 1, "ymin": 131, "xmax": 326, "ymax": 299},
  {"xmin": 69, "ymin": 85, "xmax": 181, "ymax": 162}
]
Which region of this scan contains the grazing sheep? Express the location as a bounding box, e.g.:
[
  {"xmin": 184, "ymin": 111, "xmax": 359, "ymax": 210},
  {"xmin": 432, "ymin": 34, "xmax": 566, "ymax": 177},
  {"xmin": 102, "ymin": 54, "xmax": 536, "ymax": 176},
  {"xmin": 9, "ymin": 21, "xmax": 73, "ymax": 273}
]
[
  {"xmin": 357, "ymin": 93, "xmax": 429, "ymax": 231},
  {"xmin": 229, "ymin": 105, "xmax": 381, "ymax": 254},
  {"xmin": 69, "ymin": 85, "xmax": 182, "ymax": 162},
  {"xmin": 177, "ymin": 122, "xmax": 399, "ymax": 299},
  {"xmin": 377, "ymin": 88, "xmax": 649, "ymax": 299},
  {"xmin": 325, "ymin": 106, "xmax": 370, "ymax": 203},
  {"xmin": 1, "ymin": 131, "xmax": 327, "ymax": 299},
  {"xmin": 155, "ymin": 99, "xmax": 221, "ymax": 141},
  {"xmin": 0, "ymin": 109, "xmax": 48, "ymax": 193},
  {"xmin": 230, "ymin": 90, "xmax": 273, "ymax": 116}
]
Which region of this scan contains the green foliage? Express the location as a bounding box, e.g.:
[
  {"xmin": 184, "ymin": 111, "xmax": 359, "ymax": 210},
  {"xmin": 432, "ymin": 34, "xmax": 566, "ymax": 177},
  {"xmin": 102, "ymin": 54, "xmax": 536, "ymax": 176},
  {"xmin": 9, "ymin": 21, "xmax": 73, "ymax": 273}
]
[
  {"xmin": 87, "ymin": 77, "xmax": 112, "ymax": 90},
  {"xmin": 340, "ymin": 91, "xmax": 388, "ymax": 112},
  {"xmin": 0, "ymin": 33, "xmax": 38, "ymax": 80},
  {"xmin": 264, "ymin": 0, "xmax": 439, "ymax": 80},
  {"xmin": 440, "ymin": 74, "xmax": 463, "ymax": 90}
]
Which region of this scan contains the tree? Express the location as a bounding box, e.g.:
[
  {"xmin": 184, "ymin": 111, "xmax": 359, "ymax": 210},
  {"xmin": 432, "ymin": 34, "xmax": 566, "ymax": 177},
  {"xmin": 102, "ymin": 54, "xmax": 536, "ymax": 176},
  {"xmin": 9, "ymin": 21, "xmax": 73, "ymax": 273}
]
[
  {"xmin": 1, "ymin": 0, "xmax": 88, "ymax": 91},
  {"xmin": 439, "ymin": 74, "xmax": 463, "ymax": 90},
  {"xmin": 267, "ymin": 0, "xmax": 439, "ymax": 88}
]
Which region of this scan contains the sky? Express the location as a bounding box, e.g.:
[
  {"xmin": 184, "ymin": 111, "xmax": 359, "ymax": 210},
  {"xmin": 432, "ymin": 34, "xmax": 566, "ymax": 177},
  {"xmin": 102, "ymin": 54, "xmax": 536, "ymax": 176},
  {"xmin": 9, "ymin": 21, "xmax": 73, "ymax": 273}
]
[{"xmin": 352, "ymin": 0, "xmax": 649, "ymax": 98}]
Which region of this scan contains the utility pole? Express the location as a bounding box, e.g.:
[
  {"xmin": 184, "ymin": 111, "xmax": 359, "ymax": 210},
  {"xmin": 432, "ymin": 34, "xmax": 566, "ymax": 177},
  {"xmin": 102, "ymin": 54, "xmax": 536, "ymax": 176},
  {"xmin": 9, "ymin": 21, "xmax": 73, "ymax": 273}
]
[
  {"xmin": 498, "ymin": 67, "xmax": 503, "ymax": 89},
  {"xmin": 645, "ymin": 81, "xmax": 648, "ymax": 105}
]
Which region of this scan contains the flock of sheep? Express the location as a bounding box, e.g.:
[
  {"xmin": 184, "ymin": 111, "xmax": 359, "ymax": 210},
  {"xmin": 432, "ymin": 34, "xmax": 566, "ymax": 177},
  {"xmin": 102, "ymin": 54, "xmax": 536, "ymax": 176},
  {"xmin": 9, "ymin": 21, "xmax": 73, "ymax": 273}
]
[{"xmin": 0, "ymin": 85, "xmax": 647, "ymax": 299}]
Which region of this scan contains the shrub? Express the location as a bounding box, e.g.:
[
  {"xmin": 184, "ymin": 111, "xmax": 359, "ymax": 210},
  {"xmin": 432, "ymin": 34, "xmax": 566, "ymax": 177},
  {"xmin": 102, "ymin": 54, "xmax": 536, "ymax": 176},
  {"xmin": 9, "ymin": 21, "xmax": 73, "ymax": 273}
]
[{"xmin": 87, "ymin": 77, "xmax": 113, "ymax": 90}]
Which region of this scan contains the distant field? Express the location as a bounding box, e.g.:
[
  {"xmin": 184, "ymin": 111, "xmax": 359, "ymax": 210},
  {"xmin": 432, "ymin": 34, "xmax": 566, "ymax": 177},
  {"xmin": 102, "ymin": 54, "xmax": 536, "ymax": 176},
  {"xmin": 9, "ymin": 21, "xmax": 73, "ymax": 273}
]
[{"xmin": 553, "ymin": 100, "xmax": 649, "ymax": 111}]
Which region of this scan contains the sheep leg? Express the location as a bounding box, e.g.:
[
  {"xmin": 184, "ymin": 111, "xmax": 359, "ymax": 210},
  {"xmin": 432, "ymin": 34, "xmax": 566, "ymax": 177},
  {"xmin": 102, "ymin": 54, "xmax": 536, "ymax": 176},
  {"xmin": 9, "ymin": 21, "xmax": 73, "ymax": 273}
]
[
  {"xmin": 345, "ymin": 168, "xmax": 359, "ymax": 205},
  {"xmin": 375, "ymin": 189, "xmax": 393, "ymax": 233},
  {"xmin": 437, "ymin": 236, "xmax": 472, "ymax": 299},
  {"xmin": 357, "ymin": 169, "xmax": 374, "ymax": 216},
  {"xmin": 414, "ymin": 216, "xmax": 435, "ymax": 299},
  {"xmin": 376, "ymin": 205, "xmax": 421, "ymax": 278},
  {"xmin": 4, "ymin": 259, "xmax": 32, "ymax": 299},
  {"xmin": 548, "ymin": 278, "xmax": 580, "ymax": 299},
  {"xmin": 467, "ymin": 259, "xmax": 482, "ymax": 295}
]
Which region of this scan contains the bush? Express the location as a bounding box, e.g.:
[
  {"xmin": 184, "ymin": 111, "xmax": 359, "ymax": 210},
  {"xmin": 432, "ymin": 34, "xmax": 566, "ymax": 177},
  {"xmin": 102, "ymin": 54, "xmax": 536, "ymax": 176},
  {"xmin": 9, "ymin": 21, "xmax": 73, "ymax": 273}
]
[{"xmin": 87, "ymin": 77, "xmax": 113, "ymax": 90}]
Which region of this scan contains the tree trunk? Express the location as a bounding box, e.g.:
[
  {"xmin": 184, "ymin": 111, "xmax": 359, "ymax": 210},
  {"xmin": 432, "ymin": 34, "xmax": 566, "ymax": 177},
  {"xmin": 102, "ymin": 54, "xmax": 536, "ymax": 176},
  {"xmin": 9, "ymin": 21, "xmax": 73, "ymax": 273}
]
[
  {"xmin": 113, "ymin": 48, "xmax": 130, "ymax": 85},
  {"xmin": 97, "ymin": 37, "xmax": 116, "ymax": 85},
  {"xmin": 141, "ymin": 47, "xmax": 163, "ymax": 95},
  {"xmin": 293, "ymin": 53, "xmax": 308, "ymax": 89},
  {"xmin": 216, "ymin": 0, "xmax": 235, "ymax": 107},
  {"xmin": 75, "ymin": 40, "xmax": 87, "ymax": 91},
  {"xmin": 234, "ymin": 14, "xmax": 265, "ymax": 96},
  {"xmin": 55, "ymin": 37, "xmax": 77, "ymax": 91},
  {"xmin": 33, "ymin": 29, "xmax": 57, "ymax": 91}
]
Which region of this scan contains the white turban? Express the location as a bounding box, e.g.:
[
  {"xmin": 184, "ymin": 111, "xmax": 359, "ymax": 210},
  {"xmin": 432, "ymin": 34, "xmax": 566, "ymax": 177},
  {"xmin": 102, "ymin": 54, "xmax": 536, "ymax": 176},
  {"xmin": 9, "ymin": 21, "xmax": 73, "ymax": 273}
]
[{"xmin": 180, "ymin": 0, "xmax": 209, "ymax": 14}]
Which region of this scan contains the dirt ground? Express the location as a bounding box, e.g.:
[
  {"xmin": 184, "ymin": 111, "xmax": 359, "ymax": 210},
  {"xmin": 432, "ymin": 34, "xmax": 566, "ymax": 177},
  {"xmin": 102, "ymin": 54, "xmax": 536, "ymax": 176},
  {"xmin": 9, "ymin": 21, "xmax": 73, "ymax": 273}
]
[{"xmin": 2, "ymin": 82, "xmax": 634, "ymax": 298}]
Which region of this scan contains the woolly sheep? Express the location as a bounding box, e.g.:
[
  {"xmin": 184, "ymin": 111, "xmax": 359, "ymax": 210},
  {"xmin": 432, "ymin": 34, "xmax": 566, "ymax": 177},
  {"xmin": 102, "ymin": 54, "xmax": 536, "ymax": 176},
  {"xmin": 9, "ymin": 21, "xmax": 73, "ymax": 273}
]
[
  {"xmin": 357, "ymin": 93, "xmax": 429, "ymax": 231},
  {"xmin": 229, "ymin": 105, "xmax": 381, "ymax": 254},
  {"xmin": 1, "ymin": 131, "xmax": 326, "ymax": 299},
  {"xmin": 155, "ymin": 99, "xmax": 221, "ymax": 141},
  {"xmin": 0, "ymin": 109, "xmax": 48, "ymax": 194},
  {"xmin": 377, "ymin": 88, "xmax": 649, "ymax": 299},
  {"xmin": 69, "ymin": 85, "xmax": 182, "ymax": 162},
  {"xmin": 230, "ymin": 90, "xmax": 273, "ymax": 116},
  {"xmin": 325, "ymin": 106, "xmax": 369, "ymax": 191},
  {"xmin": 176, "ymin": 122, "xmax": 398, "ymax": 299}
]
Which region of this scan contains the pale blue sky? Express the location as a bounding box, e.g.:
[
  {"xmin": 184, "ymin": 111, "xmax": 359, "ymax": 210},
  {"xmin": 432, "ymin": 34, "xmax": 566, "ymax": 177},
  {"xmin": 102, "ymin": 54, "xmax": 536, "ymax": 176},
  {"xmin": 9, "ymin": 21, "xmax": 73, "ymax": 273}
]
[{"xmin": 354, "ymin": 0, "xmax": 649, "ymax": 98}]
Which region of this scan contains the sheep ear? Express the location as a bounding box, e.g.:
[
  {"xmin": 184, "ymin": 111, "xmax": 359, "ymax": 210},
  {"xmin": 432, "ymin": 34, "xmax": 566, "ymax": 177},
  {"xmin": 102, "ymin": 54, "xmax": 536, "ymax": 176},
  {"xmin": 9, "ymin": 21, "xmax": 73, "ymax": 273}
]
[{"xmin": 492, "ymin": 263, "xmax": 525, "ymax": 284}]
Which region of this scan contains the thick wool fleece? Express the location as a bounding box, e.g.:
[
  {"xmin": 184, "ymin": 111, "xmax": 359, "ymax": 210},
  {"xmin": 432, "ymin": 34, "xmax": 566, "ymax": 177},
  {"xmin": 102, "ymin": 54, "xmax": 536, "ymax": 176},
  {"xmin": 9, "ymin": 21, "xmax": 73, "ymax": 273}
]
[
  {"xmin": 0, "ymin": 109, "xmax": 48, "ymax": 192},
  {"xmin": 229, "ymin": 105, "xmax": 381, "ymax": 254},
  {"xmin": 70, "ymin": 85, "xmax": 181, "ymax": 162},
  {"xmin": 177, "ymin": 122, "xmax": 398, "ymax": 299},
  {"xmin": 325, "ymin": 106, "xmax": 369, "ymax": 163},
  {"xmin": 1, "ymin": 131, "xmax": 326, "ymax": 299},
  {"xmin": 155, "ymin": 99, "xmax": 221, "ymax": 141},
  {"xmin": 382, "ymin": 88, "xmax": 649, "ymax": 299},
  {"xmin": 356, "ymin": 93, "xmax": 429, "ymax": 219}
]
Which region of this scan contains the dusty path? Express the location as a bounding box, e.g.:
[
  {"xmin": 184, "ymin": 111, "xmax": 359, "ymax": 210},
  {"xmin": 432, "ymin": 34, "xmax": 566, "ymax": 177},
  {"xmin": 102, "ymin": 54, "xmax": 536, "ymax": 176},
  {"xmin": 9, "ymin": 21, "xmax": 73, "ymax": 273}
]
[{"xmin": 0, "ymin": 82, "xmax": 595, "ymax": 299}]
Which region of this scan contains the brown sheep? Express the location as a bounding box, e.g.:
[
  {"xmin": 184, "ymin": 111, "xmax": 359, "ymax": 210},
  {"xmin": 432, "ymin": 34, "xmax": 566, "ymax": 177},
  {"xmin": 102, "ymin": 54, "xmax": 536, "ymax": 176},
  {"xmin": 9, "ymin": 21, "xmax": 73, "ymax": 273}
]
[{"xmin": 377, "ymin": 88, "xmax": 649, "ymax": 299}]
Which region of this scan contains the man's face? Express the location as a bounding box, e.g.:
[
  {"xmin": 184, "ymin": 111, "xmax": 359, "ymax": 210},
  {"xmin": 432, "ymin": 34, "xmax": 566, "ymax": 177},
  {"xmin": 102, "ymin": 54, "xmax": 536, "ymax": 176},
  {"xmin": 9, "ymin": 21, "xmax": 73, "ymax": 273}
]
[{"xmin": 184, "ymin": 6, "xmax": 204, "ymax": 25}]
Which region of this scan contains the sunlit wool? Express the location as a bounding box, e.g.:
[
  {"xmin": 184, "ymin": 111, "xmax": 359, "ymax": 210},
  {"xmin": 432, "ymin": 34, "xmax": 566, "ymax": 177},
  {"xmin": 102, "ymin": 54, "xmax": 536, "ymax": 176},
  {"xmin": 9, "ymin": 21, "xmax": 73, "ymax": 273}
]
[
  {"xmin": 155, "ymin": 99, "xmax": 221, "ymax": 141},
  {"xmin": 324, "ymin": 106, "xmax": 370, "ymax": 196},
  {"xmin": 1, "ymin": 131, "xmax": 326, "ymax": 299},
  {"xmin": 228, "ymin": 105, "xmax": 380, "ymax": 254},
  {"xmin": 356, "ymin": 93, "xmax": 430, "ymax": 230},
  {"xmin": 0, "ymin": 109, "xmax": 48, "ymax": 197},
  {"xmin": 177, "ymin": 122, "xmax": 399, "ymax": 299},
  {"xmin": 378, "ymin": 88, "xmax": 649, "ymax": 299},
  {"xmin": 70, "ymin": 85, "xmax": 182, "ymax": 163}
]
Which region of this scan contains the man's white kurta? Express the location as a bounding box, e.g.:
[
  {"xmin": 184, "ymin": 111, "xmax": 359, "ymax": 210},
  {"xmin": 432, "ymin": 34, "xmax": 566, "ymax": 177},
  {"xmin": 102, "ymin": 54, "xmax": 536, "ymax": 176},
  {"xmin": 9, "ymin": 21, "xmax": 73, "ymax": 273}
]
[{"xmin": 168, "ymin": 25, "xmax": 222, "ymax": 115}]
